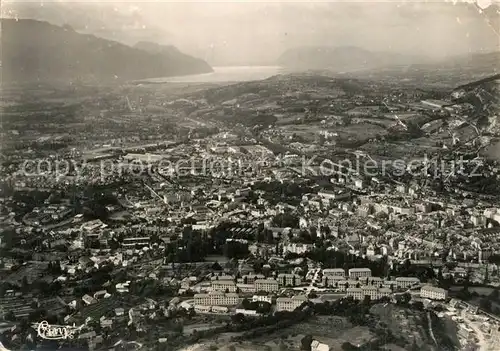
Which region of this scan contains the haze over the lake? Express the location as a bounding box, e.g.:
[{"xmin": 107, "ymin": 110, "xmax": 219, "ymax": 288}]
[{"xmin": 3, "ymin": 0, "xmax": 500, "ymax": 66}]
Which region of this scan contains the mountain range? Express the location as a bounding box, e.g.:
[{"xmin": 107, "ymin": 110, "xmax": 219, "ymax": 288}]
[
  {"xmin": 3, "ymin": 1, "xmax": 499, "ymax": 66},
  {"xmin": 1, "ymin": 19, "xmax": 213, "ymax": 83},
  {"xmin": 277, "ymin": 46, "xmax": 431, "ymax": 72},
  {"xmin": 277, "ymin": 45, "xmax": 500, "ymax": 83},
  {"xmin": 1, "ymin": 2, "xmax": 173, "ymax": 46}
]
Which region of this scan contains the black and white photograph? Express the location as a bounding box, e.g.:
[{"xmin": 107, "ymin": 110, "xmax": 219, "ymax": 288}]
[{"xmin": 0, "ymin": 0, "xmax": 499, "ymax": 350}]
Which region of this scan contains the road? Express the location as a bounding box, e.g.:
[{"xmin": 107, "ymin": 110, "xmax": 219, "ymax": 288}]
[
  {"xmin": 185, "ymin": 117, "xmax": 209, "ymax": 127},
  {"xmin": 310, "ymin": 268, "xmax": 321, "ymax": 289},
  {"xmin": 427, "ymin": 312, "xmax": 438, "ymax": 348},
  {"xmin": 292, "ymin": 268, "xmax": 324, "ymax": 294}
]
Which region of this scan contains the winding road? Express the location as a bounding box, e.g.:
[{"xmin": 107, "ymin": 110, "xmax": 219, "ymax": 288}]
[{"xmin": 427, "ymin": 312, "xmax": 438, "ymax": 348}]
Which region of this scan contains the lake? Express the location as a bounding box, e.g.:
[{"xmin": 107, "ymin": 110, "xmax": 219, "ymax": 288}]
[{"xmin": 145, "ymin": 66, "xmax": 286, "ymax": 83}]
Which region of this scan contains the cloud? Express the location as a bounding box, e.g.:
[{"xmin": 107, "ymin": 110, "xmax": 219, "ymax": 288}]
[{"xmin": 3, "ymin": 0, "xmax": 499, "ymax": 65}]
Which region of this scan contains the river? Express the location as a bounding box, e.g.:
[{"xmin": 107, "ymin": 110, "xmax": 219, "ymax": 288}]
[{"xmin": 144, "ymin": 65, "xmax": 286, "ymax": 83}]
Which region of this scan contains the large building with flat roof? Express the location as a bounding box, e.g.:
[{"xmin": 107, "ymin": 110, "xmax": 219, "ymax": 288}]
[
  {"xmin": 322, "ymin": 268, "xmax": 346, "ymax": 277},
  {"xmin": 254, "ymin": 279, "xmax": 279, "ymax": 293},
  {"xmin": 395, "ymin": 277, "xmax": 421, "ymax": 289},
  {"xmin": 348, "ymin": 268, "xmax": 372, "ymax": 279},
  {"xmin": 194, "ymin": 291, "xmax": 239, "ymax": 306},
  {"xmin": 277, "ymin": 274, "xmax": 302, "ymax": 287},
  {"xmin": 276, "ymin": 295, "xmax": 308, "ymax": 312},
  {"xmin": 211, "ymin": 280, "xmax": 237, "ymax": 293},
  {"xmin": 346, "ymin": 286, "xmax": 391, "ymax": 300},
  {"xmin": 420, "ymin": 286, "xmax": 448, "ymax": 301}
]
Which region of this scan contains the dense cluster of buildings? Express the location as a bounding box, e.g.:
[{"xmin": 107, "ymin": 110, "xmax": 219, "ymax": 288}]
[{"xmin": 1, "ymin": 73, "xmax": 499, "ymax": 350}]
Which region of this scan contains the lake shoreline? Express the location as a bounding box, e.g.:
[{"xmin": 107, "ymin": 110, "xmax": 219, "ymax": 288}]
[{"xmin": 139, "ymin": 66, "xmax": 286, "ymax": 84}]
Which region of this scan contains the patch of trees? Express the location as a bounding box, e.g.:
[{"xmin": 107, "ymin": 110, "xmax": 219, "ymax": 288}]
[
  {"xmin": 360, "ymin": 327, "xmax": 408, "ymax": 351},
  {"xmin": 253, "ymin": 181, "xmax": 313, "ymax": 197},
  {"xmin": 214, "ymin": 109, "xmax": 278, "ymax": 128},
  {"xmin": 231, "ymin": 307, "xmax": 312, "ymax": 342},
  {"xmin": 390, "ymin": 259, "xmax": 435, "ymax": 282},
  {"xmin": 341, "ymin": 342, "xmax": 360, "ymax": 351},
  {"xmin": 165, "ymin": 306, "xmax": 311, "ymax": 349},
  {"xmin": 207, "ymin": 224, "xmax": 232, "ymax": 254},
  {"xmin": 290, "ymin": 229, "xmax": 318, "ymax": 245},
  {"xmin": 301, "ymin": 335, "xmax": 313, "ymax": 351},
  {"xmin": 395, "ymin": 292, "xmax": 412, "ymax": 306},
  {"xmin": 252, "ymin": 181, "xmax": 313, "ymax": 206},
  {"xmin": 477, "ymin": 289, "xmax": 500, "ymax": 315},
  {"xmin": 201, "ymin": 82, "xmax": 278, "ymax": 104},
  {"xmin": 271, "ymin": 212, "xmax": 299, "ymax": 229},
  {"xmin": 254, "ymin": 226, "xmax": 277, "ymax": 244},
  {"xmin": 429, "ymin": 311, "xmax": 461, "ymax": 350},
  {"xmin": 81, "ymin": 190, "xmax": 119, "ymax": 220},
  {"xmin": 165, "ymin": 227, "xmax": 209, "ymax": 263},
  {"xmin": 241, "ymin": 299, "xmax": 272, "ymax": 314},
  {"xmin": 489, "ymin": 254, "xmax": 500, "ymax": 265},
  {"xmin": 10, "ymin": 190, "xmax": 52, "ymax": 219},
  {"xmin": 223, "ymin": 240, "xmax": 250, "ymax": 260},
  {"xmin": 454, "ymin": 288, "xmax": 477, "ymax": 301},
  {"xmin": 311, "ymin": 297, "xmax": 373, "ymax": 324}
]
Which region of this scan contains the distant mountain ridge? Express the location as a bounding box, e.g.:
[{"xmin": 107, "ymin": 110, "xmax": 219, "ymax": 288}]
[
  {"xmin": 277, "ymin": 46, "xmax": 427, "ymax": 71},
  {"xmin": 1, "ymin": 19, "xmax": 213, "ymax": 83},
  {"xmin": 278, "ymin": 46, "xmax": 500, "ymax": 82},
  {"xmin": 352, "ymin": 50, "xmax": 500, "ymax": 85},
  {"xmin": 1, "ymin": 1, "xmax": 174, "ymax": 46},
  {"xmin": 134, "ymin": 41, "xmax": 182, "ymax": 55},
  {"xmin": 411, "ymin": 51, "xmax": 500, "ymax": 73}
]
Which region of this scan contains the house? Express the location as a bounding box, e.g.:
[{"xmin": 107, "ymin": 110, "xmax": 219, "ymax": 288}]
[
  {"xmin": 353, "ymin": 178, "xmax": 364, "ymax": 190},
  {"xmin": 194, "ymin": 305, "xmax": 212, "ymax": 313},
  {"xmin": 283, "ymin": 243, "xmax": 314, "ymax": 255},
  {"xmin": 93, "ymin": 290, "xmax": 110, "ymax": 300},
  {"xmin": 212, "ymin": 306, "xmax": 229, "ymax": 314},
  {"xmin": 100, "ymin": 319, "xmax": 113, "ymax": 328},
  {"xmin": 235, "ymin": 308, "xmax": 260, "ymax": 316},
  {"xmin": 82, "ymin": 294, "xmax": 97, "ymax": 305},
  {"xmin": 311, "ymin": 340, "xmax": 330, "ymax": 351},
  {"xmin": 116, "ymin": 282, "xmax": 130, "ymax": 293},
  {"xmin": 252, "ymin": 295, "xmax": 273, "ymax": 304},
  {"xmin": 121, "ymin": 237, "xmax": 150, "ymax": 248}
]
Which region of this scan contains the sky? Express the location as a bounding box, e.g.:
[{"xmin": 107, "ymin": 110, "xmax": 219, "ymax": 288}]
[{"xmin": 3, "ymin": 0, "xmax": 500, "ymax": 65}]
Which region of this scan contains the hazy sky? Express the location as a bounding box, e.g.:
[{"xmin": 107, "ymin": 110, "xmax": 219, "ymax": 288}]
[{"xmin": 4, "ymin": 0, "xmax": 500, "ymax": 65}]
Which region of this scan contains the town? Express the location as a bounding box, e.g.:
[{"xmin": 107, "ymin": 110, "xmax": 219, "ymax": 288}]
[{"xmin": 1, "ymin": 68, "xmax": 500, "ymax": 351}]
